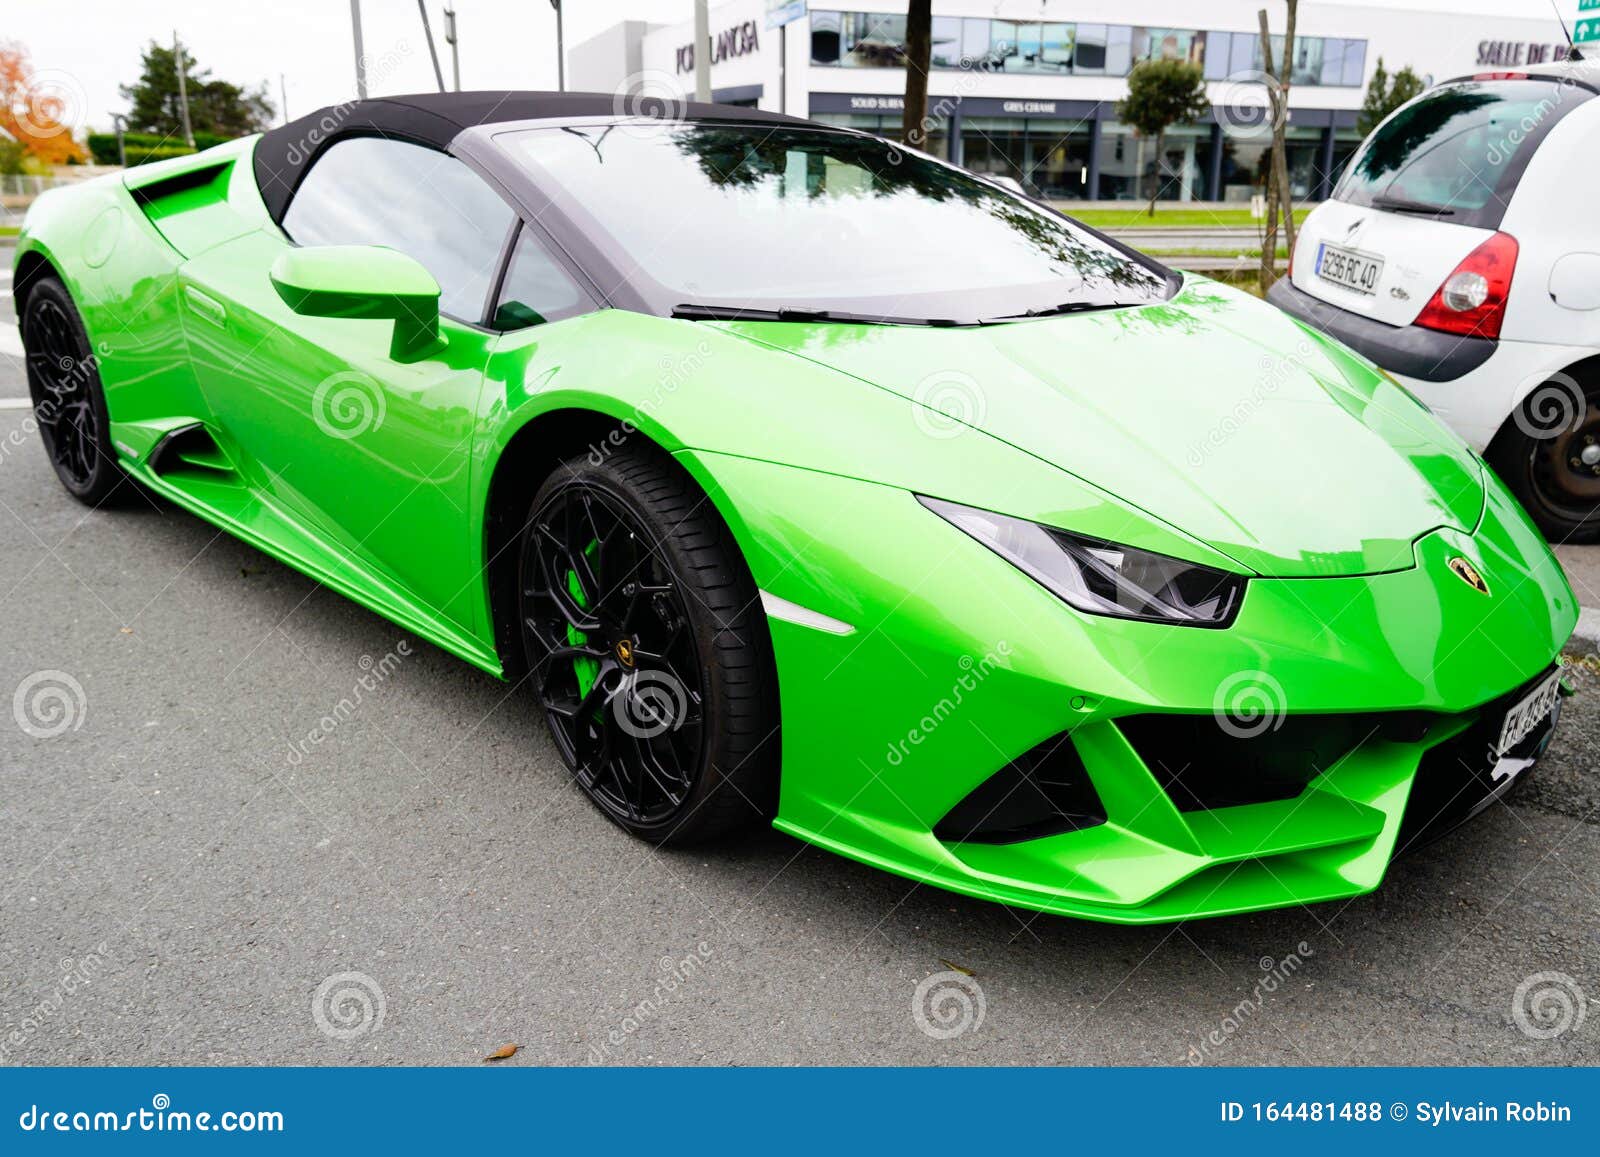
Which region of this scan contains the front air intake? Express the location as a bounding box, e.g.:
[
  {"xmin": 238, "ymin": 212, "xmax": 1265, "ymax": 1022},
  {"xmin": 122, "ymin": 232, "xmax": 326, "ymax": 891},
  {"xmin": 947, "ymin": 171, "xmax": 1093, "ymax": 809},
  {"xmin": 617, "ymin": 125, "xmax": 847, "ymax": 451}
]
[{"xmin": 934, "ymin": 733, "xmax": 1106, "ymax": 845}]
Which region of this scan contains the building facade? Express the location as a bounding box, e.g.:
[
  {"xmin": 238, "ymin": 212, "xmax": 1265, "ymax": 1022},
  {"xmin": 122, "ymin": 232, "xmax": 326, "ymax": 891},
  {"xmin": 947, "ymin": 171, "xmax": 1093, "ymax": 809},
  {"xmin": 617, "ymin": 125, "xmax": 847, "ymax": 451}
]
[{"xmin": 569, "ymin": 1, "xmax": 1572, "ymax": 203}]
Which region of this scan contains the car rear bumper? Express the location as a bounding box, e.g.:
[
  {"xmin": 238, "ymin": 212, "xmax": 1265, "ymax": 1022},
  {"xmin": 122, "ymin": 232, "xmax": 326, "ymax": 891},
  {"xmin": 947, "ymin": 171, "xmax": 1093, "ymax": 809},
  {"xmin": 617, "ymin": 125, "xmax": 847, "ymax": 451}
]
[{"xmin": 1267, "ymin": 276, "xmax": 1496, "ymax": 383}]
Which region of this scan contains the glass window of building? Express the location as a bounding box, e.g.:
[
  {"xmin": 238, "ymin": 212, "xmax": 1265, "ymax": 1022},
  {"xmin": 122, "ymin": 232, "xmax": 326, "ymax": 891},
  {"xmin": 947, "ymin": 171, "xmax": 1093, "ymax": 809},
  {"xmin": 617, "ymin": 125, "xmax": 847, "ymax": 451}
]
[
  {"xmin": 962, "ymin": 117, "xmax": 1092, "ymax": 198},
  {"xmin": 1319, "ymin": 39, "xmax": 1347, "ymax": 85},
  {"xmin": 1073, "ymin": 24, "xmax": 1109, "ymax": 73},
  {"xmin": 1205, "ymin": 31, "xmax": 1232, "ymax": 79},
  {"xmin": 810, "ymin": 10, "xmax": 840, "ymax": 65},
  {"xmin": 1097, "ymin": 121, "xmax": 1211, "ymax": 202},
  {"xmin": 959, "ymin": 18, "xmax": 993, "ymax": 67},
  {"xmin": 827, "ymin": 12, "xmax": 908, "ymax": 67},
  {"xmin": 930, "ymin": 16, "xmax": 963, "ymax": 67},
  {"xmin": 1227, "ymin": 32, "xmax": 1255, "ymax": 76},
  {"xmin": 1042, "ymin": 23, "xmax": 1073, "ymax": 71},
  {"xmin": 1289, "ymin": 38, "xmax": 1324, "ymax": 86},
  {"xmin": 1341, "ymin": 40, "xmax": 1367, "ymax": 86},
  {"xmin": 1134, "ymin": 28, "xmax": 1202, "ymax": 66},
  {"xmin": 1104, "ymin": 25, "xmax": 1134, "ymax": 74}
]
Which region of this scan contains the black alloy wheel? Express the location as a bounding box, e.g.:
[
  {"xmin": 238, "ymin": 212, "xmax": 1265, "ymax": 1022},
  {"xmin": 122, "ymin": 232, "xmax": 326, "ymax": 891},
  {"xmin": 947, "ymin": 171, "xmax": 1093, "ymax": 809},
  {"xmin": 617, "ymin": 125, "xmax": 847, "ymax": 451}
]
[{"xmin": 516, "ymin": 449, "xmax": 778, "ymax": 844}]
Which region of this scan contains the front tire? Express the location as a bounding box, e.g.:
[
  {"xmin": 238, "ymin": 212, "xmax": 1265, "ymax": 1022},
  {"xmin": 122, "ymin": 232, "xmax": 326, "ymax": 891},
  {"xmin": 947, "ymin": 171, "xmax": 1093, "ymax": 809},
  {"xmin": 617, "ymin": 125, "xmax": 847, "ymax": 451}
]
[
  {"xmin": 21, "ymin": 277, "xmax": 128, "ymax": 506},
  {"xmin": 516, "ymin": 448, "xmax": 778, "ymax": 844}
]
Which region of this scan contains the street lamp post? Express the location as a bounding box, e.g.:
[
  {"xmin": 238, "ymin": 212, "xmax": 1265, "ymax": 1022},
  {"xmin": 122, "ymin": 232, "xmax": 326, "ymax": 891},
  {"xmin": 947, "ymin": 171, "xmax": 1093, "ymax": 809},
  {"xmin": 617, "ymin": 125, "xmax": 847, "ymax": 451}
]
[
  {"xmin": 172, "ymin": 31, "xmax": 195, "ymax": 148},
  {"xmin": 444, "ymin": 6, "xmax": 460, "ymax": 91},
  {"xmin": 110, "ymin": 113, "xmax": 127, "ymax": 167},
  {"xmin": 550, "ymin": 1, "xmax": 564, "ymax": 92},
  {"xmin": 350, "ymin": 0, "xmax": 368, "ymax": 99}
]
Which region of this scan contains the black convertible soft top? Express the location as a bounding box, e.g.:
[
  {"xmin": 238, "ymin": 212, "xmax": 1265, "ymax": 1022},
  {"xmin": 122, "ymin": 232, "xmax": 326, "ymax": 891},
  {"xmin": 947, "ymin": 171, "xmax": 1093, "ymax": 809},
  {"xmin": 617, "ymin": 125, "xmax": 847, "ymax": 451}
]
[{"xmin": 253, "ymin": 90, "xmax": 808, "ymax": 225}]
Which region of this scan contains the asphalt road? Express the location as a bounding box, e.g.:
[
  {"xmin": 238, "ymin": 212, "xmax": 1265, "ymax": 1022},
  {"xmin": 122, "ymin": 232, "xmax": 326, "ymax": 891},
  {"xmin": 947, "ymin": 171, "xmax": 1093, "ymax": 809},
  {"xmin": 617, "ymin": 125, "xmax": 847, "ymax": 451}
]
[{"xmin": 0, "ymin": 399, "xmax": 1597, "ymax": 1066}]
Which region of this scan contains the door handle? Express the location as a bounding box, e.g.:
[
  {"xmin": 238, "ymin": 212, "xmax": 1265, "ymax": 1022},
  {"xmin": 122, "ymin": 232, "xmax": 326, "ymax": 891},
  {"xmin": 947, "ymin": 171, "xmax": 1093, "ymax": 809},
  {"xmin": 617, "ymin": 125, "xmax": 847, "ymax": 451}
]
[{"xmin": 183, "ymin": 285, "xmax": 228, "ymax": 328}]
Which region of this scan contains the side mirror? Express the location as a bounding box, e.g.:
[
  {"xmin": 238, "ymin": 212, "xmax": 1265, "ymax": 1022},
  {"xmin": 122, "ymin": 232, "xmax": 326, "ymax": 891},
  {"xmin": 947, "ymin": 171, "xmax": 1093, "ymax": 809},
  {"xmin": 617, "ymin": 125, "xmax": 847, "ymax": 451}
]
[{"xmin": 270, "ymin": 245, "xmax": 446, "ymax": 362}]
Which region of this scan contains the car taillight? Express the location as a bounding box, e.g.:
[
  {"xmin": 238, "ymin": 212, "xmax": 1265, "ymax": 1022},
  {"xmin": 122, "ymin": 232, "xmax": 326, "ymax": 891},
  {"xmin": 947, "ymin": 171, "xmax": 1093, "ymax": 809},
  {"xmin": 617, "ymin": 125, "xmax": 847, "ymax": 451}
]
[{"xmin": 1413, "ymin": 232, "xmax": 1518, "ymax": 340}]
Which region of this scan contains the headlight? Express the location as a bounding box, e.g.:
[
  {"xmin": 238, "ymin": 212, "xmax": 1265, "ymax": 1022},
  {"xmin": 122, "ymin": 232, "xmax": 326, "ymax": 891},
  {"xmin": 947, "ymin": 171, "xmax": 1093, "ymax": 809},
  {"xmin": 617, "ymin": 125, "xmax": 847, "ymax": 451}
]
[{"xmin": 919, "ymin": 496, "xmax": 1246, "ymax": 628}]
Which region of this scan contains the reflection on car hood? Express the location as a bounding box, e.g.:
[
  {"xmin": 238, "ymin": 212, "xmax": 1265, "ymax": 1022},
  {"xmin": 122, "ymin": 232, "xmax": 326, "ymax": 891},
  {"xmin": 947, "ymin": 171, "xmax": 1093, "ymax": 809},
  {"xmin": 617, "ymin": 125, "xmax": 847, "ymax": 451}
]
[{"xmin": 712, "ymin": 278, "xmax": 1485, "ymax": 578}]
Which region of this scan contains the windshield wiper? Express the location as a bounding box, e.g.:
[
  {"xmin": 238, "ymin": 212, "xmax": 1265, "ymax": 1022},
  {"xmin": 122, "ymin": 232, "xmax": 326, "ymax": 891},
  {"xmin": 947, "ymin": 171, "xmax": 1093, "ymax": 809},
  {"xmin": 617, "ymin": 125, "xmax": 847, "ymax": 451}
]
[
  {"xmin": 672, "ymin": 304, "xmax": 960, "ymax": 326},
  {"xmin": 979, "ymin": 301, "xmax": 1133, "ymax": 323},
  {"xmin": 1372, "ymin": 194, "xmax": 1456, "ymax": 217}
]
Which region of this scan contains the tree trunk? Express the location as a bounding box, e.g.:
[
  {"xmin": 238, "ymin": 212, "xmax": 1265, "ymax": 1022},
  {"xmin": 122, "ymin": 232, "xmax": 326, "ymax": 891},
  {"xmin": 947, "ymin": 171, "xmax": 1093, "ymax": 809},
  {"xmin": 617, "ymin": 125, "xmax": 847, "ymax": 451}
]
[
  {"xmin": 1147, "ymin": 130, "xmax": 1164, "ymax": 216},
  {"xmin": 1257, "ymin": 8, "xmax": 1285, "ymax": 291},
  {"xmin": 1280, "ymin": 0, "xmax": 1298, "ymax": 256},
  {"xmin": 900, "ymin": 0, "xmax": 933, "ymax": 149}
]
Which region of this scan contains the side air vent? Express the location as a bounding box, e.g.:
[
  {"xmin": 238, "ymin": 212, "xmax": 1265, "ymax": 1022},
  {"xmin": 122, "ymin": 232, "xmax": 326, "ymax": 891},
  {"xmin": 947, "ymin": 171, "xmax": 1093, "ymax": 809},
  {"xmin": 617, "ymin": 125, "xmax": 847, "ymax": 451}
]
[
  {"xmin": 148, "ymin": 423, "xmax": 235, "ymax": 478},
  {"xmin": 934, "ymin": 733, "xmax": 1106, "ymax": 845}
]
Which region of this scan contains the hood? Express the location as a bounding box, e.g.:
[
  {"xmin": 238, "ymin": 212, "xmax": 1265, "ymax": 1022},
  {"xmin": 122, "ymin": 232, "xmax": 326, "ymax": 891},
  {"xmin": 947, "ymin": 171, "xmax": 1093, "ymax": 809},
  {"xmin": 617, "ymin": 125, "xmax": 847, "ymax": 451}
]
[{"xmin": 712, "ymin": 278, "xmax": 1485, "ymax": 578}]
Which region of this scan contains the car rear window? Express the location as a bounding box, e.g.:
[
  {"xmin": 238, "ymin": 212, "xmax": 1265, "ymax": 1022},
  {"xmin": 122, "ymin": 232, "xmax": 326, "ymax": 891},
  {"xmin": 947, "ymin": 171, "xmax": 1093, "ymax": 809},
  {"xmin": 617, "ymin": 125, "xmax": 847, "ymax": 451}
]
[{"xmin": 1333, "ymin": 77, "xmax": 1594, "ymax": 229}]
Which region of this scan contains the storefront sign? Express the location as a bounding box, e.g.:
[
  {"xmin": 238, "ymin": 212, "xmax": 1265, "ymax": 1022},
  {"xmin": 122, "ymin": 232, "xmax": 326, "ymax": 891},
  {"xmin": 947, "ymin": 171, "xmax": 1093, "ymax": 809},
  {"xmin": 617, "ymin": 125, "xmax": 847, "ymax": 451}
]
[
  {"xmin": 1001, "ymin": 100, "xmax": 1059, "ymax": 115},
  {"xmin": 675, "ymin": 21, "xmax": 761, "ymax": 74},
  {"xmin": 846, "ymin": 95, "xmax": 905, "ymax": 111},
  {"xmin": 1475, "ymin": 40, "xmax": 1569, "ymax": 66}
]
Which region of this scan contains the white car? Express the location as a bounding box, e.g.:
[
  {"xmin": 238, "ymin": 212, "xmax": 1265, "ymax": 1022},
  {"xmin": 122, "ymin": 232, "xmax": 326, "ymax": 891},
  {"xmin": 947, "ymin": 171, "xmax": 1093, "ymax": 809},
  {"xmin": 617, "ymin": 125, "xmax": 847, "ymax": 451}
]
[{"xmin": 1270, "ymin": 61, "xmax": 1600, "ymax": 541}]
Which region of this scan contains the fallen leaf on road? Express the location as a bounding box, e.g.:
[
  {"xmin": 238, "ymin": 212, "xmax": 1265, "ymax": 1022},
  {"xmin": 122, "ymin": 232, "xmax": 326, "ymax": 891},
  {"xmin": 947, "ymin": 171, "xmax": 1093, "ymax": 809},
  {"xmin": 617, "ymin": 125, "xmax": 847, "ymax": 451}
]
[
  {"xmin": 939, "ymin": 959, "xmax": 976, "ymax": 977},
  {"xmin": 483, "ymin": 1044, "xmax": 519, "ymax": 1062}
]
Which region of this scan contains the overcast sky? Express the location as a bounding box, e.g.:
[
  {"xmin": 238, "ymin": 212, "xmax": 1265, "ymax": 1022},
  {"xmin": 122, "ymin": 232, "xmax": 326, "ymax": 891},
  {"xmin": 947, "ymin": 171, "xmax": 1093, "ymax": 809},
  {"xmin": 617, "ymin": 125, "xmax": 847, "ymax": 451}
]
[{"xmin": 3, "ymin": 0, "xmax": 1581, "ymax": 136}]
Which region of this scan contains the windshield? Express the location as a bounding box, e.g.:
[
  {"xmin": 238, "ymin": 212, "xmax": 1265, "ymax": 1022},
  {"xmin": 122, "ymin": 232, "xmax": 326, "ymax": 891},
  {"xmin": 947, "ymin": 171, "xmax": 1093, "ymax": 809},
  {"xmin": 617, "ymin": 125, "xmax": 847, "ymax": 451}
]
[
  {"xmin": 499, "ymin": 122, "xmax": 1173, "ymax": 323},
  {"xmin": 1334, "ymin": 78, "xmax": 1592, "ymax": 228}
]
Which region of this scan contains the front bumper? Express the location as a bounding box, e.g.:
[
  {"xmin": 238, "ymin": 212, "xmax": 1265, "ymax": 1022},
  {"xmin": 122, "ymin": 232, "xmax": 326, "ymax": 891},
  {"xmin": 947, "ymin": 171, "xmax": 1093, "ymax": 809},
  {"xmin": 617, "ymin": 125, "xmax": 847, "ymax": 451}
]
[{"xmin": 689, "ymin": 452, "xmax": 1578, "ymax": 924}]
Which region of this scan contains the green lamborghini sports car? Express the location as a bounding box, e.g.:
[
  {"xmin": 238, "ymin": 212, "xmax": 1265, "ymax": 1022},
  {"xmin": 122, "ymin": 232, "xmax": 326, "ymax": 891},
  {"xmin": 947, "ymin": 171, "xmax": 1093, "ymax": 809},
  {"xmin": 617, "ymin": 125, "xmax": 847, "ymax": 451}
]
[{"xmin": 14, "ymin": 93, "xmax": 1578, "ymax": 922}]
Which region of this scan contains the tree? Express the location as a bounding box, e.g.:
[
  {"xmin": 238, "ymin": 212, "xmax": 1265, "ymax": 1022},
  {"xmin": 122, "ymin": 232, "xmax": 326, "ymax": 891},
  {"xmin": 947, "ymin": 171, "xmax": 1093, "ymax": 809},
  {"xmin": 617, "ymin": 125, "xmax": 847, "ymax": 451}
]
[
  {"xmin": 1357, "ymin": 57, "xmax": 1425, "ymax": 137},
  {"xmin": 119, "ymin": 41, "xmax": 273, "ymax": 141},
  {"xmin": 0, "ymin": 41, "xmax": 88, "ymax": 165},
  {"xmin": 1257, "ymin": 2, "xmax": 1297, "ymax": 292},
  {"xmin": 1117, "ymin": 59, "xmax": 1210, "ymax": 216},
  {"xmin": 899, "ymin": 0, "xmax": 932, "ymax": 149}
]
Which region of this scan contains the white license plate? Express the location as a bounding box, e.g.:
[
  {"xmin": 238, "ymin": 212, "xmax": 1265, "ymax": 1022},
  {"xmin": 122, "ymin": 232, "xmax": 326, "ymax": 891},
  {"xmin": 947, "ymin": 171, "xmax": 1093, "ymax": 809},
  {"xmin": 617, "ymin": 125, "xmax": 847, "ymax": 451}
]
[
  {"xmin": 1315, "ymin": 242, "xmax": 1384, "ymax": 295},
  {"xmin": 1495, "ymin": 672, "xmax": 1562, "ymax": 759}
]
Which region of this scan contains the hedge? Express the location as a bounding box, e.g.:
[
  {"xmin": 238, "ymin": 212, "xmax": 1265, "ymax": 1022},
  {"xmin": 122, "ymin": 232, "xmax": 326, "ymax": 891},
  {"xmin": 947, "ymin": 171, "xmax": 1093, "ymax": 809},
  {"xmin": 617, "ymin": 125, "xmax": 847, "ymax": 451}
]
[{"xmin": 87, "ymin": 129, "xmax": 234, "ymax": 166}]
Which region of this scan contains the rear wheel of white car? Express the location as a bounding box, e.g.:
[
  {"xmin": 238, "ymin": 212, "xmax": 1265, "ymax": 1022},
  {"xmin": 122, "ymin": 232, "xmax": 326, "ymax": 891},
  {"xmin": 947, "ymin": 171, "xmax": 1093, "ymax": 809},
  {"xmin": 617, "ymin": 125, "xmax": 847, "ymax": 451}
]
[{"xmin": 1488, "ymin": 379, "xmax": 1600, "ymax": 544}]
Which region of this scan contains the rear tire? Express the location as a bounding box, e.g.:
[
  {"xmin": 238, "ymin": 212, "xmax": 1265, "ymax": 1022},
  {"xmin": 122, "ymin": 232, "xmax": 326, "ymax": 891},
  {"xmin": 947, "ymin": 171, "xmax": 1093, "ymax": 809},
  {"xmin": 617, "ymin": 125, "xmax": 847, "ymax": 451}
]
[
  {"xmin": 1486, "ymin": 374, "xmax": 1600, "ymax": 544},
  {"xmin": 20, "ymin": 277, "xmax": 129, "ymax": 507},
  {"xmin": 515, "ymin": 448, "xmax": 779, "ymax": 845}
]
